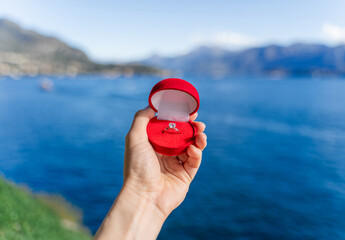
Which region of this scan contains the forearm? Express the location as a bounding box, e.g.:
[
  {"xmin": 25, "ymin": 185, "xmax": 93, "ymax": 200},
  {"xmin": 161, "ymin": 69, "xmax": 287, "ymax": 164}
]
[{"xmin": 94, "ymin": 186, "xmax": 166, "ymax": 240}]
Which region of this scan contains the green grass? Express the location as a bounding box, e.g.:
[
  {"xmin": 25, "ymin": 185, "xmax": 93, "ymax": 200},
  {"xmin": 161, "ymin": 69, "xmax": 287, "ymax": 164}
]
[{"xmin": 0, "ymin": 177, "xmax": 92, "ymax": 240}]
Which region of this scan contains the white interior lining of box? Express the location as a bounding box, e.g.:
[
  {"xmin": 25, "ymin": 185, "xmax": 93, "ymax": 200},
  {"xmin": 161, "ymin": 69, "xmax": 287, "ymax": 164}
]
[{"xmin": 151, "ymin": 89, "xmax": 197, "ymax": 122}]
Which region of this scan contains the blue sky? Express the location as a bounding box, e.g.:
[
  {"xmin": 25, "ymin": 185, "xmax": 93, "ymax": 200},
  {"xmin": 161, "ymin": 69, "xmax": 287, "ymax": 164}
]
[{"xmin": 1, "ymin": 0, "xmax": 345, "ymax": 62}]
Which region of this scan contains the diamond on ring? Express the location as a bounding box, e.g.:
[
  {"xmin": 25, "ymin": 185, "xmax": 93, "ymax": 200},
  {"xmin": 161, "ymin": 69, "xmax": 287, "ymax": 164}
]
[{"xmin": 163, "ymin": 122, "xmax": 180, "ymax": 134}]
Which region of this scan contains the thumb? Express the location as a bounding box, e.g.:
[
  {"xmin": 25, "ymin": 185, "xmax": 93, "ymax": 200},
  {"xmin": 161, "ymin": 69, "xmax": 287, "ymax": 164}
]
[{"xmin": 129, "ymin": 106, "xmax": 156, "ymax": 136}]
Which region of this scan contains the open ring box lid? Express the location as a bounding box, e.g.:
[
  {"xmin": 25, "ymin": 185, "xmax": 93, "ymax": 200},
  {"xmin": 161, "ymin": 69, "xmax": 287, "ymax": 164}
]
[{"xmin": 147, "ymin": 78, "xmax": 200, "ymax": 156}]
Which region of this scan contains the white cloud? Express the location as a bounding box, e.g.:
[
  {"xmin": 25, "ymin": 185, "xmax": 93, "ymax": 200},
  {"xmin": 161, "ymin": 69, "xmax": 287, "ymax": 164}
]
[
  {"xmin": 190, "ymin": 31, "xmax": 257, "ymax": 49},
  {"xmin": 322, "ymin": 22, "xmax": 345, "ymax": 43}
]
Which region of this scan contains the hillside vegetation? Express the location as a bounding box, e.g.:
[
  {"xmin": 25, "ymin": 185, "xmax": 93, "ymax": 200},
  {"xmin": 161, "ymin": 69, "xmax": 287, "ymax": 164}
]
[{"xmin": 0, "ymin": 177, "xmax": 92, "ymax": 240}]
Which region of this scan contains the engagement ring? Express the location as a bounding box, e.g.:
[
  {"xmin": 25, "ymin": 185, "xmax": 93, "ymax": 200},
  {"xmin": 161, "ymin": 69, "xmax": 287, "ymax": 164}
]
[{"xmin": 163, "ymin": 123, "xmax": 180, "ymax": 134}]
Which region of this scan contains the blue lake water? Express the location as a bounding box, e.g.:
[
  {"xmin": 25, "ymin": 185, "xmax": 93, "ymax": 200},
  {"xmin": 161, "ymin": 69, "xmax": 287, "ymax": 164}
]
[{"xmin": 1, "ymin": 75, "xmax": 345, "ymax": 239}]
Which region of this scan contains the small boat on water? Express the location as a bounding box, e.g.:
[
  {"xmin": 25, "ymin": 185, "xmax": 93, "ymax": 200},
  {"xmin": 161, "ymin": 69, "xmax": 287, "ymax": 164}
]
[{"xmin": 39, "ymin": 78, "xmax": 54, "ymax": 91}]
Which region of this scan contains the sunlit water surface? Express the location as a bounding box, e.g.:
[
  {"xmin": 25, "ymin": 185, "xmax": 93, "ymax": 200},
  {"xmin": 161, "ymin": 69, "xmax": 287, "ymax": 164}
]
[{"xmin": 1, "ymin": 76, "xmax": 345, "ymax": 239}]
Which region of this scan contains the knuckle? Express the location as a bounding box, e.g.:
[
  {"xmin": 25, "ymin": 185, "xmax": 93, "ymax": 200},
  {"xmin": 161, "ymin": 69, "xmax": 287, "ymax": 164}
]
[
  {"xmin": 200, "ymin": 133, "xmax": 207, "ymax": 142},
  {"xmin": 134, "ymin": 109, "xmax": 144, "ymax": 118},
  {"xmin": 197, "ymin": 147, "xmax": 202, "ymax": 155},
  {"xmin": 125, "ymin": 131, "xmax": 136, "ymax": 143},
  {"xmin": 126, "ymin": 131, "xmax": 141, "ymax": 144}
]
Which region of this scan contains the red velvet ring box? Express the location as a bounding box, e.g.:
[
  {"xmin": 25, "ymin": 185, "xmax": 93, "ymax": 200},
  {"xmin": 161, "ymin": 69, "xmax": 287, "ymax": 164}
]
[{"xmin": 147, "ymin": 78, "xmax": 200, "ymax": 156}]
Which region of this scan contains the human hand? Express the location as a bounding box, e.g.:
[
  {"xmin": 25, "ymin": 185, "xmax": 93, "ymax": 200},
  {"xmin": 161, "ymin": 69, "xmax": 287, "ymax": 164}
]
[
  {"xmin": 123, "ymin": 106, "xmax": 207, "ymax": 217},
  {"xmin": 95, "ymin": 106, "xmax": 207, "ymax": 240}
]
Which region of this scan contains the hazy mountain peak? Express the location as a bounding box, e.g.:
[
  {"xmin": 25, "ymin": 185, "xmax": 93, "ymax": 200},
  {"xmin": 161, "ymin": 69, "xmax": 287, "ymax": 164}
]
[
  {"xmin": 0, "ymin": 18, "xmax": 161, "ymax": 76},
  {"xmin": 140, "ymin": 43, "xmax": 345, "ymax": 78}
]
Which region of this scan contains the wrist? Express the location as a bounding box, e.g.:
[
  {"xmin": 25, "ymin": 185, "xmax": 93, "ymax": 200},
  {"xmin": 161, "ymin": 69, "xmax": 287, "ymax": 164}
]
[
  {"xmin": 118, "ymin": 186, "xmax": 167, "ymax": 239},
  {"xmin": 122, "ymin": 177, "xmax": 168, "ymax": 215},
  {"xmin": 119, "ymin": 184, "xmax": 167, "ymax": 222},
  {"xmin": 95, "ymin": 184, "xmax": 166, "ymax": 240}
]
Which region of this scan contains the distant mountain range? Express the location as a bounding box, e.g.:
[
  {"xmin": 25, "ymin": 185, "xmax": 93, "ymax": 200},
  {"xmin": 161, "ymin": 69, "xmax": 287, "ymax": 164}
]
[
  {"xmin": 0, "ymin": 19, "xmax": 162, "ymax": 76},
  {"xmin": 139, "ymin": 44, "xmax": 345, "ymax": 78},
  {"xmin": 2, "ymin": 18, "xmax": 345, "ymax": 78}
]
